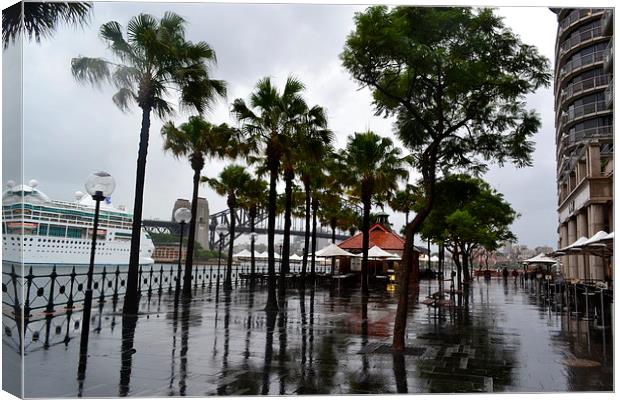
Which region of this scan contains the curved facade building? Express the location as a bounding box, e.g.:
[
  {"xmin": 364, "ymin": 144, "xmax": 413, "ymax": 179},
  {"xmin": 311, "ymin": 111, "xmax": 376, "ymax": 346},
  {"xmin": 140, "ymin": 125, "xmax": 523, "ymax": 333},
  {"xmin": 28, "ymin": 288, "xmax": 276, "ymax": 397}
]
[{"xmin": 552, "ymin": 8, "xmax": 614, "ymax": 281}]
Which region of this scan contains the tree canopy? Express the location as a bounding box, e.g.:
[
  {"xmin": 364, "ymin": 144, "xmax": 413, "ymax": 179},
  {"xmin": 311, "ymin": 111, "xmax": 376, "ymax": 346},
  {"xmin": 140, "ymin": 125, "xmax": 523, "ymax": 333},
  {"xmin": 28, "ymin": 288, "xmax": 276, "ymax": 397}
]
[{"xmin": 418, "ymin": 174, "xmax": 517, "ymax": 256}]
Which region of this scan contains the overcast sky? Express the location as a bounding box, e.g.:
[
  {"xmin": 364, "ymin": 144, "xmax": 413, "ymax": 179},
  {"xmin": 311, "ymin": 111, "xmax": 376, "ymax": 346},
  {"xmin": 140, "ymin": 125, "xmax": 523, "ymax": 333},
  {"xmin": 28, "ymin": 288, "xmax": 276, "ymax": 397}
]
[{"xmin": 3, "ymin": 1, "xmax": 571, "ymax": 248}]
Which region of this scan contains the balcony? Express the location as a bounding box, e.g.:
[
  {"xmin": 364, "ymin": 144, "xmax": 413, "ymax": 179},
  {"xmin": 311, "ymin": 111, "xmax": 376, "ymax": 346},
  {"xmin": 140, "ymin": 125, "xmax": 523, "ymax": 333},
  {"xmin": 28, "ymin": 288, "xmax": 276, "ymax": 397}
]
[
  {"xmin": 603, "ymin": 40, "xmax": 613, "ymax": 73},
  {"xmin": 558, "ymin": 26, "xmax": 605, "ymax": 62},
  {"xmin": 558, "ymin": 9, "xmax": 604, "ymax": 39},
  {"xmin": 601, "ymin": 9, "xmax": 613, "ymax": 36},
  {"xmin": 559, "ymin": 100, "xmax": 610, "ymax": 131},
  {"xmin": 562, "ymin": 125, "xmax": 614, "ymax": 150},
  {"xmin": 558, "ymin": 74, "xmax": 610, "ymax": 109},
  {"xmin": 559, "ymin": 50, "xmax": 606, "ymax": 83},
  {"xmin": 605, "ymin": 78, "xmax": 613, "ymax": 109}
]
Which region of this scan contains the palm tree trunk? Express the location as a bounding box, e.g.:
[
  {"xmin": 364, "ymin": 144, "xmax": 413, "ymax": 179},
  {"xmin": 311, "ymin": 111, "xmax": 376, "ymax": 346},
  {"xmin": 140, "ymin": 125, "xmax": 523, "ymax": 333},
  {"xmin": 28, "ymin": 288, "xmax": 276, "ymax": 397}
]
[
  {"xmin": 301, "ymin": 181, "xmax": 311, "ymax": 282},
  {"xmin": 331, "ymin": 223, "xmax": 336, "ymax": 275},
  {"xmin": 225, "ymin": 201, "xmax": 236, "ymax": 291},
  {"xmin": 279, "ymin": 169, "xmax": 293, "ymax": 300},
  {"xmin": 182, "ymin": 166, "xmax": 201, "ymax": 297},
  {"xmin": 265, "ymin": 163, "xmax": 279, "ymax": 312},
  {"xmin": 310, "ymin": 196, "xmax": 318, "ymax": 280},
  {"xmin": 405, "ymin": 211, "xmax": 409, "ymax": 226},
  {"xmin": 361, "ymin": 196, "xmax": 371, "ymax": 297},
  {"xmin": 123, "ymin": 105, "xmax": 151, "ymax": 315},
  {"xmin": 250, "ymin": 210, "xmax": 256, "ymax": 283}
]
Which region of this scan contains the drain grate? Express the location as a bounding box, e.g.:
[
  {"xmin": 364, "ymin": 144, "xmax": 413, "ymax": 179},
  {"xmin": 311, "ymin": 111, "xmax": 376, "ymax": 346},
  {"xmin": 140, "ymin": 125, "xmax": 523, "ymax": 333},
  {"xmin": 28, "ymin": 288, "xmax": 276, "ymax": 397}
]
[{"xmin": 358, "ymin": 343, "xmax": 426, "ymax": 356}]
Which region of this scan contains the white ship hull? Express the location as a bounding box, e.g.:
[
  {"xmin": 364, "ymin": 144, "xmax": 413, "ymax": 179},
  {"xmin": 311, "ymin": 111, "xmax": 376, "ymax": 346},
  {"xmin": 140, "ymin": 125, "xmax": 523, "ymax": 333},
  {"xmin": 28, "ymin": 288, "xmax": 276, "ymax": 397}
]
[
  {"xmin": 2, "ymin": 230, "xmax": 154, "ymax": 265},
  {"xmin": 2, "ymin": 181, "xmax": 155, "ymax": 266}
]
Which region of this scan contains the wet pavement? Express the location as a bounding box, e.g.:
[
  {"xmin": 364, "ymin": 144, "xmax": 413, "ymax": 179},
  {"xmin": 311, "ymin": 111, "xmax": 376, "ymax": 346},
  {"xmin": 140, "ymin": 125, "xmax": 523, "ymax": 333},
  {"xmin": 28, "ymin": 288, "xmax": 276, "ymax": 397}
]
[{"xmin": 4, "ymin": 277, "xmax": 614, "ymax": 396}]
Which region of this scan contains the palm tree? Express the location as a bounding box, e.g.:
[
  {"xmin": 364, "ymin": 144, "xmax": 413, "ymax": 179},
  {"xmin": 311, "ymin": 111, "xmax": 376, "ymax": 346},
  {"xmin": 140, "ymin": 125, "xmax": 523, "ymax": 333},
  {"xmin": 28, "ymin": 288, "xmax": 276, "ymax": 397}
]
[
  {"xmin": 3, "ymin": 1, "xmax": 92, "ymax": 49},
  {"xmin": 295, "ymin": 109, "xmax": 333, "ymax": 282},
  {"xmin": 161, "ymin": 116, "xmax": 239, "ymax": 297},
  {"xmin": 280, "ymin": 104, "xmax": 332, "ymax": 293},
  {"xmin": 204, "ymin": 165, "xmax": 252, "ymax": 291},
  {"xmin": 232, "ymin": 76, "xmax": 308, "ymax": 312},
  {"xmin": 237, "ymin": 177, "xmax": 268, "ymax": 281},
  {"xmin": 338, "ymin": 131, "xmax": 407, "ymax": 296},
  {"xmin": 71, "ymin": 12, "xmax": 226, "ymax": 314},
  {"xmin": 389, "ymin": 185, "xmax": 417, "ymax": 225}
]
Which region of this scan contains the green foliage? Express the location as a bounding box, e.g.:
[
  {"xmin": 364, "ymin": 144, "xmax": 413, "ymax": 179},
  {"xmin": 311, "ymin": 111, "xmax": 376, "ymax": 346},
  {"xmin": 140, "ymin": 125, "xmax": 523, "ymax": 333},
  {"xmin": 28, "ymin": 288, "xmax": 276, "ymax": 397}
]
[
  {"xmin": 3, "ymin": 1, "xmax": 92, "ymax": 49},
  {"xmin": 71, "ymin": 12, "xmax": 226, "ymax": 117},
  {"xmin": 341, "ymin": 6, "xmax": 550, "ymax": 175},
  {"xmin": 419, "ymin": 174, "xmax": 517, "ymax": 255},
  {"xmin": 203, "ymin": 164, "xmax": 252, "ymax": 209},
  {"xmin": 336, "ymin": 131, "xmax": 408, "ymax": 208},
  {"xmin": 161, "ymin": 115, "xmax": 241, "ymax": 169}
]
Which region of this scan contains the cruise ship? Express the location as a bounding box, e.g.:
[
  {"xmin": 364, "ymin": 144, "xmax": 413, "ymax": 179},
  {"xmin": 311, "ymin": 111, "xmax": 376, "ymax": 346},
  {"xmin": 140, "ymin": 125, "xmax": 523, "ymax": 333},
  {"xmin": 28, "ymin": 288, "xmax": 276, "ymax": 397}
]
[{"xmin": 2, "ymin": 180, "xmax": 154, "ymax": 265}]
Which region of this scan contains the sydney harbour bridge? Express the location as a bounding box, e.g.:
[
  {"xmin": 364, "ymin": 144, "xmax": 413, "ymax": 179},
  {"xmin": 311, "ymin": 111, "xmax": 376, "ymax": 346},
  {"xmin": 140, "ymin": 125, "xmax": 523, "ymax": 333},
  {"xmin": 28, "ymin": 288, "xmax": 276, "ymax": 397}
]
[{"xmin": 143, "ymin": 208, "xmax": 350, "ymax": 249}]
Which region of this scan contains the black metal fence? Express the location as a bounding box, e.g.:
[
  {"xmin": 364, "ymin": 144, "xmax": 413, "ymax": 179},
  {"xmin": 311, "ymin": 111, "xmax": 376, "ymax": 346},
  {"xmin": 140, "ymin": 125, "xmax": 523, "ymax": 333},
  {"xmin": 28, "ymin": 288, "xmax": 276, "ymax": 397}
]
[
  {"xmin": 1, "ymin": 260, "xmax": 335, "ymax": 354},
  {"xmin": 2, "ymin": 261, "xmax": 334, "ymax": 321}
]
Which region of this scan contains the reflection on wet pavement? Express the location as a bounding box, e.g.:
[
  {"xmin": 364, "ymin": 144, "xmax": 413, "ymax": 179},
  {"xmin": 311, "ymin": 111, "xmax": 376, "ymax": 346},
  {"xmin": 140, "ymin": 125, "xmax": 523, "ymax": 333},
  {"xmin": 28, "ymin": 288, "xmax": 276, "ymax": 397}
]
[{"xmin": 6, "ymin": 278, "xmax": 613, "ymax": 396}]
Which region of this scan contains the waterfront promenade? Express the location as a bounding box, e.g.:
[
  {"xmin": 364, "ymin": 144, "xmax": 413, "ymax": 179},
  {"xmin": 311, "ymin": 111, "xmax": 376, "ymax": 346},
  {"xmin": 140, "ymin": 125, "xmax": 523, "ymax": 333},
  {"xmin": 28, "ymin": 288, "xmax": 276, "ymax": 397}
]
[{"xmin": 3, "ymin": 277, "xmax": 613, "ymax": 396}]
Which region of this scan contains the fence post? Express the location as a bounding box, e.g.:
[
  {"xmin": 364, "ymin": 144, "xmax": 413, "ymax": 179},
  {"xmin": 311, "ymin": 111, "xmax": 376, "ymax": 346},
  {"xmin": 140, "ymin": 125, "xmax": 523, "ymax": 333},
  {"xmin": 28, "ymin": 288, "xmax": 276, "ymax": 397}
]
[
  {"xmin": 194, "ymin": 264, "xmax": 199, "ymax": 290},
  {"xmin": 168, "ymin": 265, "xmax": 174, "ymax": 294},
  {"xmin": 209, "ymin": 266, "xmax": 213, "ymax": 286},
  {"xmin": 113, "ymin": 265, "xmax": 121, "ymax": 301},
  {"xmin": 138, "ymin": 265, "xmax": 143, "ymax": 293},
  {"xmin": 158, "ymin": 265, "xmax": 164, "ymax": 295},
  {"xmin": 147, "ymin": 265, "xmax": 154, "ymax": 298},
  {"xmin": 202, "ymin": 266, "xmax": 206, "ymax": 289},
  {"xmin": 10, "ymin": 264, "xmax": 21, "ymax": 321},
  {"xmin": 66, "ymin": 266, "xmax": 77, "ymax": 309},
  {"xmin": 23, "ymin": 266, "xmax": 34, "ymax": 323},
  {"xmin": 98, "ymin": 266, "xmax": 107, "ymax": 304},
  {"xmin": 45, "ymin": 265, "xmax": 58, "ymax": 314}
]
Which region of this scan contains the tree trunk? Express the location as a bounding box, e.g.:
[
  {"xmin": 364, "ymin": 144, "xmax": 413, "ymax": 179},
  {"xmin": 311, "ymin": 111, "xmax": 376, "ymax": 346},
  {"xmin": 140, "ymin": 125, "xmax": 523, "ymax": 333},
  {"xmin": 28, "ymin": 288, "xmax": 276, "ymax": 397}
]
[
  {"xmin": 250, "ymin": 210, "xmax": 256, "ymax": 282},
  {"xmin": 360, "ymin": 195, "xmax": 371, "ymax": 297},
  {"xmin": 392, "ymin": 161, "xmax": 437, "ymax": 350},
  {"xmin": 331, "ymin": 223, "xmax": 336, "ymax": 275},
  {"xmin": 265, "ymin": 162, "xmax": 279, "ymax": 312},
  {"xmin": 462, "ymin": 246, "xmax": 470, "ymax": 286},
  {"xmin": 310, "ymin": 195, "xmax": 318, "ymax": 280},
  {"xmin": 182, "ymin": 165, "xmax": 202, "ymax": 298},
  {"xmin": 453, "ymin": 246, "xmax": 462, "ymax": 291},
  {"xmin": 301, "ymin": 180, "xmax": 311, "ymax": 281},
  {"xmin": 279, "ymin": 169, "xmax": 293, "ymax": 300},
  {"xmin": 123, "ymin": 105, "xmax": 151, "ymax": 315},
  {"xmin": 225, "ymin": 196, "xmax": 236, "ymax": 291}
]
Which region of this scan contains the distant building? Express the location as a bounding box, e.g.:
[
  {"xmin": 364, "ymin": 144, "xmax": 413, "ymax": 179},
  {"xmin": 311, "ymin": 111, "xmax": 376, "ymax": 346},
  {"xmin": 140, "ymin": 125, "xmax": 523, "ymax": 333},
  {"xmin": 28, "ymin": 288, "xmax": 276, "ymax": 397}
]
[
  {"xmin": 153, "ymin": 243, "xmax": 187, "ymax": 263},
  {"xmin": 172, "ymin": 197, "xmax": 210, "ymax": 250},
  {"xmin": 551, "ymin": 8, "xmax": 614, "ymax": 280}
]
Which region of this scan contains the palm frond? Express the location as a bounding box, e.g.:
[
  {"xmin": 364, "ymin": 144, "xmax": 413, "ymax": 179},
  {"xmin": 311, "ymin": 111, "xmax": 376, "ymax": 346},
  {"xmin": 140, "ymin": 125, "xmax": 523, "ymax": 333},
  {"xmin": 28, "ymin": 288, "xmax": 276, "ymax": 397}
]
[
  {"xmin": 112, "ymin": 87, "xmax": 137, "ymax": 112},
  {"xmin": 4, "ymin": 2, "xmax": 92, "ymax": 49},
  {"xmin": 71, "ymin": 56, "xmax": 112, "ymax": 86}
]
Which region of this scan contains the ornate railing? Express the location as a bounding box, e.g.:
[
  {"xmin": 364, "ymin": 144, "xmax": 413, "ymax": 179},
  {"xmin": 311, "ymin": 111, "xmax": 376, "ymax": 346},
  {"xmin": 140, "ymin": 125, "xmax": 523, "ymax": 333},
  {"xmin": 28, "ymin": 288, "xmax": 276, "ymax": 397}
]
[{"xmin": 1, "ymin": 260, "xmax": 337, "ymax": 354}]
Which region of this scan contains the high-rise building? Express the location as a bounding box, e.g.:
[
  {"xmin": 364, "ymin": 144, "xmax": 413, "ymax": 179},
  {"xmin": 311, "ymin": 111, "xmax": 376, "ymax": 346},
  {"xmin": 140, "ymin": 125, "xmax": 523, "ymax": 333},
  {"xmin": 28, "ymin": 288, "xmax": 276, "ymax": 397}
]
[
  {"xmin": 551, "ymin": 8, "xmax": 614, "ymax": 281},
  {"xmin": 172, "ymin": 197, "xmax": 210, "ymax": 250}
]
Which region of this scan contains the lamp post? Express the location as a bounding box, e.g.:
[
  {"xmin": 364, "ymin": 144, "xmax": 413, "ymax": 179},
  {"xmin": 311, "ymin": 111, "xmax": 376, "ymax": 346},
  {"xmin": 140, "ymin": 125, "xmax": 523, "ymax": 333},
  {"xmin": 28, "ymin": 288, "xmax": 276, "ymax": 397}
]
[
  {"xmin": 249, "ymin": 232, "xmax": 259, "ymax": 280},
  {"xmin": 215, "ymin": 224, "xmax": 228, "ymax": 296},
  {"xmin": 78, "ymin": 171, "xmax": 115, "ymax": 380},
  {"xmin": 174, "ymin": 208, "xmax": 192, "ymax": 292}
]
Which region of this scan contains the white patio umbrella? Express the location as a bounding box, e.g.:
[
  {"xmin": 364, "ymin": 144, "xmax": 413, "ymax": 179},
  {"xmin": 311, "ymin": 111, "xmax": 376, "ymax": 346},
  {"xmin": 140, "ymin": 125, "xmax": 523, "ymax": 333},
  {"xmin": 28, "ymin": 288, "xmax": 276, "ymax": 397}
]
[
  {"xmin": 522, "ymin": 253, "xmax": 557, "ymax": 264},
  {"xmin": 233, "ymin": 249, "xmax": 252, "ymax": 259},
  {"xmin": 367, "ymin": 245, "xmax": 394, "ymax": 258},
  {"xmin": 316, "ymin": 243, "xmax": 359, "ymax": 257},
  {"xmin": 290, "ymin": 253, "xmax": 303, "ymax": 261}
]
